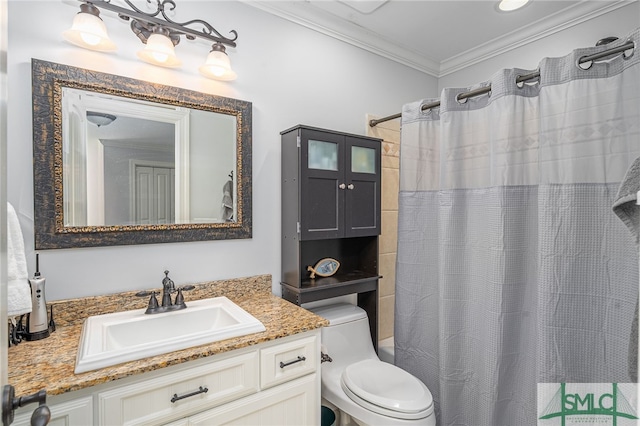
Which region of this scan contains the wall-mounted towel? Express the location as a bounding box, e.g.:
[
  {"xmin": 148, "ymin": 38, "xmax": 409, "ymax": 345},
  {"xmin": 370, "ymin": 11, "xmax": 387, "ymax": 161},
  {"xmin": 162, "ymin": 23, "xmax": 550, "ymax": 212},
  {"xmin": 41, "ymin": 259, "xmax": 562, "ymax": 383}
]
[
  {"xmin": 612, "ymin": 156, "xmax": 640, "ymax": 383},
  {"xmin": 7, "ymin": 202, "xmax": 32, "ymax": 317}
]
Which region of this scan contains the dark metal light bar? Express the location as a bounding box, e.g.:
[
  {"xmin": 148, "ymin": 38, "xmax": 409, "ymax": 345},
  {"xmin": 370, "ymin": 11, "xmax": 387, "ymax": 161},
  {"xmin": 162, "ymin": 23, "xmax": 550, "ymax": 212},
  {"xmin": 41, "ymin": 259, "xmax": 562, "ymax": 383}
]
[{"xmin": 85, "ymin": 0, "xmax": 238, "ymax": 47}]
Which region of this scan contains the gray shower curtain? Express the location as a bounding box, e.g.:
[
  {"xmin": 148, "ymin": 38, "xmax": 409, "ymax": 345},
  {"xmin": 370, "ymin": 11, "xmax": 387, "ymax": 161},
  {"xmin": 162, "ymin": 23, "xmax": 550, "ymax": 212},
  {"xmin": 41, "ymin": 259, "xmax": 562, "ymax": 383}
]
[{"xmin": 395, "ymin": 29, "xmax": 639, "ymax": 426}]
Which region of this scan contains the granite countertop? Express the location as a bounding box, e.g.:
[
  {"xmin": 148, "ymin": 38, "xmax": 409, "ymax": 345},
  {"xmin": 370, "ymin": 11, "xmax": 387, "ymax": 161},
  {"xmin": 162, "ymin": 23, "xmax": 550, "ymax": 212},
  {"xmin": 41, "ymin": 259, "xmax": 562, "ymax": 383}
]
[{"xmin": 8, "ymin": 274, "xmax": 328, "ymax": 397}]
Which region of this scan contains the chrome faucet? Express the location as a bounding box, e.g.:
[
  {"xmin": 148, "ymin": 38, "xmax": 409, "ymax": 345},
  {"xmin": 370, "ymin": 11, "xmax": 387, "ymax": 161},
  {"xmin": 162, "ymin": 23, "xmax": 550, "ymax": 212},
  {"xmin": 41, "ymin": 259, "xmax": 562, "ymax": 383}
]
[{"xmin": 136, "ymin": 270, "xmax": 195, "ymax": 314}]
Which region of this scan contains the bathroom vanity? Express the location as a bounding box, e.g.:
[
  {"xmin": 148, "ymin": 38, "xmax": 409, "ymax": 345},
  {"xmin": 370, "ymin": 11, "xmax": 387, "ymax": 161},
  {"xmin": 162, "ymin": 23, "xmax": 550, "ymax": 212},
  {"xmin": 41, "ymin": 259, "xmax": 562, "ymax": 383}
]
[{"xmin": 8, "ymin": 275, "xmax": 327, "ymax": 425}]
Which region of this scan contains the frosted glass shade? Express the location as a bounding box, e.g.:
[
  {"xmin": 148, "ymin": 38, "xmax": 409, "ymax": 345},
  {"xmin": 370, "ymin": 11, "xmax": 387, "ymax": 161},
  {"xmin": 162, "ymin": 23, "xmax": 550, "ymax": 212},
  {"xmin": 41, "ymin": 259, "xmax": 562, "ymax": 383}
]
[
  {"xmin": 63, "ymin": 11, "xmax": 116, "ymax": 52},
  {"xmin": 497, "ymin": 0, "xmax": 530, "ymax": 11},
  {"xmin": 86, "ymin": 112, "xmax": 116, "ymax": 127},
  {"xmin": 137, "ymin": 33, "xmax": 182, "ymax": 68},
  {"xmin": 199, "ymin": 49, "xmax": 237, "ymax": 81}
]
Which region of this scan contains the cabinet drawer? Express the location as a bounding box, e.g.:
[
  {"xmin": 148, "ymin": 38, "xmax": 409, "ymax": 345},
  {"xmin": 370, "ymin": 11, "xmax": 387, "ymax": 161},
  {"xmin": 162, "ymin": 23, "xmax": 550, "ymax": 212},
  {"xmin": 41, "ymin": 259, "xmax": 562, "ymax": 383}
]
[
  {"xmin": 260, "ymin": 335, "xmax": 317, "ymax": 389},
  {"xmin": 188, "ymin": 373, "xmax": 319, "ymax": 426},
  {"xmin": 99, "ymin": 351, "xmax": 258, "ymax": 426}
]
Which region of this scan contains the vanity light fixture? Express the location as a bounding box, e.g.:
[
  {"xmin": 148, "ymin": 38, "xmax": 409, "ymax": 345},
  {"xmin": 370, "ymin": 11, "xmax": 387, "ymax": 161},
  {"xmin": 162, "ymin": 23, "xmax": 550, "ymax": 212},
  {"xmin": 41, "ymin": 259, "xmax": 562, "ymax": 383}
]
[
  {"xmin": 497, "ymin": 0, "xmax": 531, "ymax": 12},
  {"xmin": 63, "ymin": 0, "xmax": 238, "ymax": 80},
  {"xmin": 199, "ymin": 43, "xmax": 237, "ymax": 81},
  {"xmin": 136, "ymin": 27, "xmax": 182, "ymax": 67},
  {"xmin": 62, "ymin": 3, "xmax": 116, "ymax": 52}
]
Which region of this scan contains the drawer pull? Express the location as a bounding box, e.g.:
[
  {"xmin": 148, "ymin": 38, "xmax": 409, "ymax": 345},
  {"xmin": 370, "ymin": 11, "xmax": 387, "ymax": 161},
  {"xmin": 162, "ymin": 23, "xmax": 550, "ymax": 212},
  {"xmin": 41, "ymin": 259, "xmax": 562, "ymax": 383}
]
[
  {"xmin": 170, "ymin": 386, "xmax": 208, "ymax": 403},
  {"xmin": 279, "ymin": 356, "xmax": 306, "ymax": 369}
]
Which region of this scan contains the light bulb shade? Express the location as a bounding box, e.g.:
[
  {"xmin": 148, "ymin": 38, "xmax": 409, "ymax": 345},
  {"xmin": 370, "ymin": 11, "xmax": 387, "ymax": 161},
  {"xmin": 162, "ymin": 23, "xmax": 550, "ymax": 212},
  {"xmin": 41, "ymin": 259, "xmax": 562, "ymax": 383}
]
[
  {"xmin": 137, "ymin": 33, "xmax": 182, "ymax": 68},
  {"xmin": 199, "ymin": 48, "xmax": 237, "ymax": 81},
  {"xmin": 497, "ymin": 0, "xmax": 530, "ymax": 11},
  {"xmin": 86, "ymin": 111, "xmax": 116, "ymax": 127},
  {"xmin": 63, "ymin": 10, "xmax": 116, "ymax": 52}
]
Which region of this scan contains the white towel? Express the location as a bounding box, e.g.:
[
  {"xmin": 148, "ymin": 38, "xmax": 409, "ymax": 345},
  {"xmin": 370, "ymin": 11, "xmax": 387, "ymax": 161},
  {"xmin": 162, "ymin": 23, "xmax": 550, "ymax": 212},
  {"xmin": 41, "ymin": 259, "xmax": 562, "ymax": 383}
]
[{"xmin": 7, "ymin": 202, "xmax": 31, "ymax": 317}]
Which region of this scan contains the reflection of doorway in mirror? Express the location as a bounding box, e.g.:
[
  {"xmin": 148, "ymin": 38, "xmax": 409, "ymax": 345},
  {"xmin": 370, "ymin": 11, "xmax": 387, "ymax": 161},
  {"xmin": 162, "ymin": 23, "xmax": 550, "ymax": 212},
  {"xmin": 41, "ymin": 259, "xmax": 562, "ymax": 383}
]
[
  {"xmin": 132, "ymin": 163, "xmax": 175, "ymax": 225},
  {"xmin": 102, "ymin": 136, "xmax": 176, "ymax": 226}
]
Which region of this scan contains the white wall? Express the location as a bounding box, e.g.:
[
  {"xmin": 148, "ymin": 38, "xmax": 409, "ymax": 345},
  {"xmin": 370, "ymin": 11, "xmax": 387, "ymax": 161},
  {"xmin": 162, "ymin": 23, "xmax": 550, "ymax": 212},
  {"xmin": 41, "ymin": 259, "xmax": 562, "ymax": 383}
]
[
  {"xmin": 438, "ymin": 2, "xmax": 639, "ymax": 90},
  {"xmin": 7, "ymin": 1, "xmax": 437, "ymax": 300}
]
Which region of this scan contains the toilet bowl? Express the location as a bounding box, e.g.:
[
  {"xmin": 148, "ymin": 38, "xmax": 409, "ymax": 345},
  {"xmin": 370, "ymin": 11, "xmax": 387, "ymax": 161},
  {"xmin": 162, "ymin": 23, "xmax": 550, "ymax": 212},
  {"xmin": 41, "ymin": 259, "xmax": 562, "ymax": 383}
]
[{"xmin": 310, "ymin": 303, "xmax": 435, "ymax": 426}]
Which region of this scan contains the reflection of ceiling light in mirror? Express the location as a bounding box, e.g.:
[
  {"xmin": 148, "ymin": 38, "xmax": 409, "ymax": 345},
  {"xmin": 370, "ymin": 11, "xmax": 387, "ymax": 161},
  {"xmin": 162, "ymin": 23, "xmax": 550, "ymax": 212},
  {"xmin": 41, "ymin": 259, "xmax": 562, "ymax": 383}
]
[
  {"xmin": 199, "ymin": 43, "xmax": 237, "ymax": 81},
  {"xmin": 87, "ymin": 111, "xmax": 117, "ymax": 127},
  {"xmin": 137, "ymin": 31, "xmax": 182, "ymax": 68},
  {"xmin": 62, "ymin": 3, "xmax": 116, "ymax": 52},
  {"xmin": 497, "ymin": 0, "xmax": 531, "ymax": 12}
]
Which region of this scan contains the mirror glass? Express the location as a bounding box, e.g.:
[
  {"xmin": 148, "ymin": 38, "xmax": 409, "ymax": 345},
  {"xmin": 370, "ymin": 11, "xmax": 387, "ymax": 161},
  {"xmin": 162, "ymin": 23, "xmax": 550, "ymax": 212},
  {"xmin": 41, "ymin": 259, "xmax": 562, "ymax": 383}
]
[
  {"xmin": 62, "ymin": 88, "xmax": 237, "ymax": 226},
  {"xmin": 32, "ymin": 59, "xmax": 252, "ymax": 249}
]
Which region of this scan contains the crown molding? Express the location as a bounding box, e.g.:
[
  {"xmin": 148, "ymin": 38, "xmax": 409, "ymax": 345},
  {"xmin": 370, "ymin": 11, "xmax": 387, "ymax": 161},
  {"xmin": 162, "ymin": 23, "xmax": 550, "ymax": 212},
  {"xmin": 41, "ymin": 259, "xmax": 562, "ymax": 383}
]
[
  {"xmin": 243, "ymin": 0, "xmax": 635, "ymax": 79},
  {"xmin": 240, "ymin": 0, "xmax": 441, "ymax": 76},
  {"xmin": 439, "ymin": 0, "xmax": 634, "ymax": 77}
]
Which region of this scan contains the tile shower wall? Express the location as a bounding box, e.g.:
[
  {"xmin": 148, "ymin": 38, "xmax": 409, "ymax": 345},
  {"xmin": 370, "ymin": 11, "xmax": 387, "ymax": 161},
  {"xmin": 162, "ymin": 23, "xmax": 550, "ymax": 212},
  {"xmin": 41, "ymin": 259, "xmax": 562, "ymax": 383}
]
[{"xmin": 367, "ymin": 116, "xmax": 400, "ymax": 341}]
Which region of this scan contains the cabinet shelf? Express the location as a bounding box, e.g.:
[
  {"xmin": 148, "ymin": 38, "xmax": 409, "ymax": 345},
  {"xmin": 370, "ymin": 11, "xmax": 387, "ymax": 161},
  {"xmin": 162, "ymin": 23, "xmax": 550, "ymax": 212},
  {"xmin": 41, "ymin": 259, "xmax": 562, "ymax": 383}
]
[
  {"xmin": 281, "ymin": 271, "xmax": 380, "ymax": 306},
  {"xmin": 299, "ymin": 271, "xmax": 381, "ymax": 290}
]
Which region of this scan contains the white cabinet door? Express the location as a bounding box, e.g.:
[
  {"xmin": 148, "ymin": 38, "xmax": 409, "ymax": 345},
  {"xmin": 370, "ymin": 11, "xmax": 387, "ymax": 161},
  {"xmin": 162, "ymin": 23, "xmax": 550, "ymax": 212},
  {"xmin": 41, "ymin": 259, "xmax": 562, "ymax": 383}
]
[
  {"xmin": 187, "ymin": 374, "xmax": 319, "ymax": 426},
  {"xmin": 12, "ymin": 396, "xmax": 93, "ymax": 426}
]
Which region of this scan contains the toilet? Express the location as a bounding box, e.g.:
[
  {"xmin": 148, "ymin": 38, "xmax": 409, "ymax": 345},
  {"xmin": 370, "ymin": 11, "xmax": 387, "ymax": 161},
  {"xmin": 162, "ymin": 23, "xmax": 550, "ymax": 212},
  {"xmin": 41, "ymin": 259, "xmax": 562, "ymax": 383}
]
[{"xmin": 310, "ymin": 303, "xmax": 435, "ymax": 426}]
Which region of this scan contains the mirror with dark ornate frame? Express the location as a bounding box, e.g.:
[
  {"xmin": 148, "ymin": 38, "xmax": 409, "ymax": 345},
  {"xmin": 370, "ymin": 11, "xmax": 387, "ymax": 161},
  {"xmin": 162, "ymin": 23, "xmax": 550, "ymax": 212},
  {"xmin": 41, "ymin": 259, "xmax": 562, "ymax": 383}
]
[{"xmin": 32, "ymin": 59, "xmax": 252, "ymax": 249}]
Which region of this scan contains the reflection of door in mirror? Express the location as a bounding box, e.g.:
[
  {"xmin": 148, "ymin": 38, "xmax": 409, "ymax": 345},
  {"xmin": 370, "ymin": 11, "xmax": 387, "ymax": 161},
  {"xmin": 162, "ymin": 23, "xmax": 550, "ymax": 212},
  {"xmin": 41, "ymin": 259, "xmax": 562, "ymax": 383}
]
[
  {"xmin": 61, "ymin": 87, "xmax": 238, "ymax": 227},
  {"xmin": 133, "ymin": 163, "xmax": 175, "ymax": 225}
]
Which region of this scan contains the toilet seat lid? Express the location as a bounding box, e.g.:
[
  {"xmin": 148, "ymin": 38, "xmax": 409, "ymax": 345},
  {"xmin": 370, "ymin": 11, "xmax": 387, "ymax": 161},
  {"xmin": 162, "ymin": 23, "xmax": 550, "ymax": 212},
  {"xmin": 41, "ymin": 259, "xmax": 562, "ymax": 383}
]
[{"xmin": 341, "ymin": 359, "xmax": 433, "ymax": 417}]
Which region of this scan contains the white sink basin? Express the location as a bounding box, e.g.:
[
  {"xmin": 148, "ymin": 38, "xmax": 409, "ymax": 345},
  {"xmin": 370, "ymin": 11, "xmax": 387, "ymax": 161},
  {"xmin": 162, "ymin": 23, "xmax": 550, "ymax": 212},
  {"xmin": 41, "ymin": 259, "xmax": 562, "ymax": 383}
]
[{"xmin": 75, "ymin": 296, "xmax": 266, "ymax": 374}]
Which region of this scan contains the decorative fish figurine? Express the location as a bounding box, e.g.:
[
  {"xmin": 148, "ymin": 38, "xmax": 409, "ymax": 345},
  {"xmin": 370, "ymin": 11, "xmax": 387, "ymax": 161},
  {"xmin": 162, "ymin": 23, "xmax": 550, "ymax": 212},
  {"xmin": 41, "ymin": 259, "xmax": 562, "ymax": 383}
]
[{"xmin": 307, "ymin": 258, "xmax": 340, "ymax": 279}]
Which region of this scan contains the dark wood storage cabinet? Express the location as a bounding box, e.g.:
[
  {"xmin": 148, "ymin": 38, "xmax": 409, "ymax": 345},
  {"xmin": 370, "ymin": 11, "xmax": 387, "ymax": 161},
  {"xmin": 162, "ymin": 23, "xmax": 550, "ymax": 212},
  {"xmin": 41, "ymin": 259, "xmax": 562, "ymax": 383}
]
[{"xmin": 281, "ymin": 125, "xmax": 381, "ymax": 349}]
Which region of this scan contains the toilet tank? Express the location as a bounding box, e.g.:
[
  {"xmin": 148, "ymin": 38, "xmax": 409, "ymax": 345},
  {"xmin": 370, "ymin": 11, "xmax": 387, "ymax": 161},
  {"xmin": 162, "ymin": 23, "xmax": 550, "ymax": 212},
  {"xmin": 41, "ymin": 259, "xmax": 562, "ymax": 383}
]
[{"xmin": 310, "ymin": 303, "xmax": 378, "ymax": 367}]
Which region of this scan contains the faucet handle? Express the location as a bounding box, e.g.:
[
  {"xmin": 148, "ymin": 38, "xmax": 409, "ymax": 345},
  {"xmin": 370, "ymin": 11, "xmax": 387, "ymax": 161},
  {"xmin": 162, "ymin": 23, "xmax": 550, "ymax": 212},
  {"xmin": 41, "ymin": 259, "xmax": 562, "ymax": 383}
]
[
  {"xmin": 136, "ymin": 290, "xmax": 159, "ymax": 313},
  {"xmin": 173, "ymin": 285, "xmax": 194, "ymax": 308}
]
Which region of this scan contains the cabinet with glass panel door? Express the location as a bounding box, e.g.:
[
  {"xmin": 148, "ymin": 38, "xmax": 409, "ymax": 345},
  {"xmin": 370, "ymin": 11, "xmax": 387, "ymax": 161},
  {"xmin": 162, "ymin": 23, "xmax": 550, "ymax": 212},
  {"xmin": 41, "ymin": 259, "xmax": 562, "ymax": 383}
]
[{"xmin": 281, "ymin": 125, "xmax": 381, "ymax": 349}]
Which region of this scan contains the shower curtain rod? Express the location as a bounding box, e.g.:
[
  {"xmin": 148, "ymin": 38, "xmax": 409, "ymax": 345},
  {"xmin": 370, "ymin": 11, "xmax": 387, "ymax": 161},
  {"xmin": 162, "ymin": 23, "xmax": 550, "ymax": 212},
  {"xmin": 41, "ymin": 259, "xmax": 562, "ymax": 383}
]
[{"xmin": 369, "ymin": 39, "xmax": 635, "ymax": 127}]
